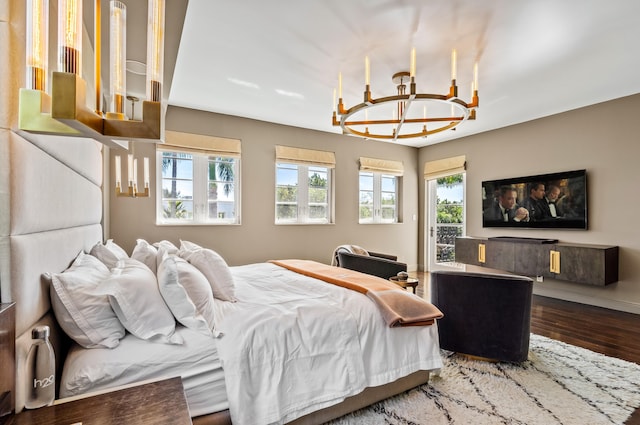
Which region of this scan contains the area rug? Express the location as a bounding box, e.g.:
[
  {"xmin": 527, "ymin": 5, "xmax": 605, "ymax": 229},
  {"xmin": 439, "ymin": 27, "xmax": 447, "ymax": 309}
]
[{"xmin": 328, "ymin": 334, "xmax": 640, "ymax": 424}]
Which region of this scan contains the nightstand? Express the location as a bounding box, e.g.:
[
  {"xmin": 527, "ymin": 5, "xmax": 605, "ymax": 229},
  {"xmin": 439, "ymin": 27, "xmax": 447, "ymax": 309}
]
[
  {"xmin": 0, "ymin": 303, "xmax": 16, "ymax": 421},
  {"xmin": 7, "ymin": 377, "xmax": 192, "ymax": 425}
]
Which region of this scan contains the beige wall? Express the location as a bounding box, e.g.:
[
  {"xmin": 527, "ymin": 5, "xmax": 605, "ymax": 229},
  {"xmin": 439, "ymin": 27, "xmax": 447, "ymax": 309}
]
[
  {"xmin": 5, "ymin": 0, "xmax": 640, "ymax": 313},
  {"xmin": 418, "ymin": 93, "xmax": 640, "ymax": 314},
  {"xmin": 108, "ymin": 106, "xmax": 421, "ymax": 268}
]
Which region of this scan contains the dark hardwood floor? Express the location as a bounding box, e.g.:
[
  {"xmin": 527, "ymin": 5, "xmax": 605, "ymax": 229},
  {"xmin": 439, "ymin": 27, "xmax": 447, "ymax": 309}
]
[
  {"xmin": 414, "ymin": 272, "xmax": 640, "ymax": 424},
  {"xmin": 529, "ymin": 295, "xmax": 640, "ymax": 365}
]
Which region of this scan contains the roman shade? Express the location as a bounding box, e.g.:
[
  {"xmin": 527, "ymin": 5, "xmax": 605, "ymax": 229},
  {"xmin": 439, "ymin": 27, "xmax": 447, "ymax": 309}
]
[
  {"xmin": 160, "ymin": 131, "xmax": 241, "ymax": 158},
  {"xmin": 359, "ymin": 157, "xmax": 404, "ymax": 176},
  {"xmin": 423, "ymin": 155, "xmax": 466, "ymax": 180},
  {"xmin": 275, "ymin": 146, "xmax": 335, "ymax": 168}
]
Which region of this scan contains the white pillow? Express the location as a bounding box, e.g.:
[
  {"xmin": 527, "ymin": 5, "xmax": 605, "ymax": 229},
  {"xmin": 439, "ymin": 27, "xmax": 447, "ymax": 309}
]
[
  {"xmin": 157, "ymin": 254, "xmax": 216, "ymax": 336},
  {"xmin": 50, "ymin": 252, "xmax": 125, "ymax": 348},
  {"xmin": 131, "ymin": 239, "xmax": 158, "ymax": 273},
  {"xmin": 99, "ymin": 258, "xmax": 182, "ymax": 345},
  {"xmin": 179, "ymin": 240, "xmax": 237, "ymax": 302},
  {"xmin": 90, "ymin": 239, "xmax": 129, "ymax": 269},
  {"xmin": 179, "ymin": 240, "xmax": 204, "ymax": 252},
  {"xmin": 153, "ymin": 240, "xmax": 179, "ymax": 264}
]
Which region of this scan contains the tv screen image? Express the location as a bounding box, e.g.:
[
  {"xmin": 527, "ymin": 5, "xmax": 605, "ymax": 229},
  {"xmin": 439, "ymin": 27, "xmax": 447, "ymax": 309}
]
[{"xmin": 482, "ymin": 169, "xmax": 587, "ymax": 229}]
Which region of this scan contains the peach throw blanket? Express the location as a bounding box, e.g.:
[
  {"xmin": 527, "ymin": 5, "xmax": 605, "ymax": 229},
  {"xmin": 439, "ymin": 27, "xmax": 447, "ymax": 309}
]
[{"xmin": 270, "ymin": 259, "xmax": 443, "ymax": 327}]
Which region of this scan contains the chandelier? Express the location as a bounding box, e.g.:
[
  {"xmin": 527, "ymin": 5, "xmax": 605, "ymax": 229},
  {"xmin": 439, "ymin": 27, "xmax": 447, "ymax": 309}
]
[
  {"xmin": 19, "ymin": 0, "xmax": 165, "ymax": 150},
  {"xmin": 114, "ymin": 154, "xmax": 150, "ymax": 197},
  {"xmin": 332, "ymin": 48, "xmax": 479, "ymax": 141}
]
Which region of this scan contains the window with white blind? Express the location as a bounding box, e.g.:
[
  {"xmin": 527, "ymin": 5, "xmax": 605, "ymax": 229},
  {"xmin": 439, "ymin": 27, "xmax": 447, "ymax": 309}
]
[
  {"xmin": 359, "ymin": 157, "xmax": 403, "ymax": 224},
  {"xmin": 275, "ymin": 146, "xmax": 335, "ymax": 224},
  {"xmin": 156, "ymin": 131, "xmax": 241, "ymax": 225}
]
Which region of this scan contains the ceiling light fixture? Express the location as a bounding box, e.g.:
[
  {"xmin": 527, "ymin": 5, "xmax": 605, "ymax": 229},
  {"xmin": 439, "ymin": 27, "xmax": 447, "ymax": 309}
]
[
  {"xmin": 19, "ymin": 0, "xmax": 165, "ymax": 150},
  {"xmin": 332, "ymin": 48, "xmax": 479, "ymax": 141}
]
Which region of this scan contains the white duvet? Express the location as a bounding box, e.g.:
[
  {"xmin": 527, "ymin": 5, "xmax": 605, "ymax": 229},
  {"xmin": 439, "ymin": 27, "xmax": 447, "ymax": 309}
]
[
  {"xmin": 60, "ymin": 262, "xmax": 442, "ymax": 424},
  {"xmin": 215, "ymin": 263, "xmax": 442, "ymax": 425}
]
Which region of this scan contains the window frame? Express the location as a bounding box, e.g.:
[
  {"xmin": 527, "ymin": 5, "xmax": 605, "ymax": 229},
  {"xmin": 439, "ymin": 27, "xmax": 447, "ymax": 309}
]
[
  {"xmin": 275, "ymin": 162, "xmax": 334, "ymax": 225},
  {"xmin": 359, "ymin": 171, "xmax": 400, "ymax": 224},
  {"xmin": 156, "ymin": 150, "xmax": 241, "ymax": 225}
]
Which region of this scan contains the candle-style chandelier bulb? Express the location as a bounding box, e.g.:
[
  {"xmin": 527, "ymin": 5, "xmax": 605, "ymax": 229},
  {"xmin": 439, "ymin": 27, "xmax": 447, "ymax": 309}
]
[
  {"xmin": 58, "ymin": 0, "xmax": 82, "ymax": 74},
  {"xmin": 26, "ymin": 0, "xmax": 48, "ymax": 91},
  {"xmin": 109, "ymin": 1, "xmax": 127, "ymax": 118},
  {"xmin": 147, "ymin": 0, "xmax": 165, "ymax": 102},
  {"xmin": 19, "ymin": 0, "xmax": 168, "ymax": 147}
]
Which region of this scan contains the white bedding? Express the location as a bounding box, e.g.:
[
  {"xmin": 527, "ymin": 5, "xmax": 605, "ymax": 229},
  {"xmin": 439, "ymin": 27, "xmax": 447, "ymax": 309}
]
[
  {"xmin": 60, "ymin": 326, "xmax": 228, "ymax": 417},
  {"xmin": 215, "ymin": 263, "xmax": 442, "ymax": 424},
  {"xmin": 60, "ymin": 262, "xmax": 442, "ymax": 424}
]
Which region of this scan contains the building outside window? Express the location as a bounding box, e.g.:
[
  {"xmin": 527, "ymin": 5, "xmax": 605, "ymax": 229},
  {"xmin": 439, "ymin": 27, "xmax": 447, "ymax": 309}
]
[{"xmin": 275, "ymin": 145, "xmax": 335, "ymax": 224}]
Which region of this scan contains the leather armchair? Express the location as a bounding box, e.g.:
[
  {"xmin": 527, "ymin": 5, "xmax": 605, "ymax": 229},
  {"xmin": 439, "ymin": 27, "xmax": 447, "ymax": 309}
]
[
  {"xmin": 336, "ymin": 251, "xmax": 407, "ymax": 280},
  {"xmin": 430, "ymin": 270, "xmax": 533, "ymax": 362}
]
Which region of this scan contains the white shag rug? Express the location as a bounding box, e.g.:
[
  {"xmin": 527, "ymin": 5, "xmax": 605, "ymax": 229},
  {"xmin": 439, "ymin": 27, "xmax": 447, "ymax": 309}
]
[{"xmin": 328, "ymin": 334, "xmax": 640, "ymax": 425}]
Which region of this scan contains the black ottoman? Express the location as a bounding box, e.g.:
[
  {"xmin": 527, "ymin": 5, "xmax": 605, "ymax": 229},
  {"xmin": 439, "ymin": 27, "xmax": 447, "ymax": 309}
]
[{"xmin": 430, "ymin": 270, "xmax": 533, "ymax": 362}]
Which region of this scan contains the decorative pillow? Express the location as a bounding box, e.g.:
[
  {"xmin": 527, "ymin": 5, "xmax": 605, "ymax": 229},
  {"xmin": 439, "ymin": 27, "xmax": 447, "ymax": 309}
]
[
  {"xmin": 350, "ymin": 245, "xmax": 369, "ymax": 256},
  {"xmin": 179, "ymin": 240, "xmax": 237, "ymax": 302},
  {"xmin": 131, "ymin": 238, "xmax": 158, "ymax": 274},
  {"xmin": 157, "ymin": 254, "xmax": 216, "ymax": 336},
  {"xmin": 90, "ymin": 239, "xmax": 129, "ymax": 269},
  {"xmin": 99, "ymin": 258, "xmax": 182, "ymax": 345},
  {"xmin": 49, "ymin": 252, "xmax": 125, "ymax": 348}
]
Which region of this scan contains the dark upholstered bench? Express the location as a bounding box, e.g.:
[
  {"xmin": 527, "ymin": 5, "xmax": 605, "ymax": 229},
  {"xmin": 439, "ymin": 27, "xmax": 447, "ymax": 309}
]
[{"xmin": 430, "ymin": 270, "xmax": 533, "ymax": 362}]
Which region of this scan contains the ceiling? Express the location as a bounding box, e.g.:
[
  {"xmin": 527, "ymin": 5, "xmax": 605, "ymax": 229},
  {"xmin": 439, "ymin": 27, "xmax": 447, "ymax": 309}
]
[{"xmin": 159, "ymin": 0, "xmax": 640, "ymax": 148}]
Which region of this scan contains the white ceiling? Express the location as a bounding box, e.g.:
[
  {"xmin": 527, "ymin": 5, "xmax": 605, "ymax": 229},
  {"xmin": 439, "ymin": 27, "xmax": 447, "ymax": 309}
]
[{"xmin": 165, "ymin": 0, "xmax": 640, "ymax": 148}]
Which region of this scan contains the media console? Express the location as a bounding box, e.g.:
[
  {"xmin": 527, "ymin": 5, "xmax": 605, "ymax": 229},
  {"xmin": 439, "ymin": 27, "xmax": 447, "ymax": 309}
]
[{"xmin": 455, "ymin": 237, "xmax": 619, "ymax": 286}]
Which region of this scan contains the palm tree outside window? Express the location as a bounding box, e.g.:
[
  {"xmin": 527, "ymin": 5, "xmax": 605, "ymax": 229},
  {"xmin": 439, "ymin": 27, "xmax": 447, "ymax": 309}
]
[{"xmin": 158, "ymin": 150, "xmax": 240, "ymax": 224}]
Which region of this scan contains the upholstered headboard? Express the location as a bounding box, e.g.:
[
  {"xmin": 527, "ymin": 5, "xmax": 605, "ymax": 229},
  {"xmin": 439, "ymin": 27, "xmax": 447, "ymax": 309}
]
[{"xmin": 0, "ymin": 131, "xmax": 104, "ymax": 411}]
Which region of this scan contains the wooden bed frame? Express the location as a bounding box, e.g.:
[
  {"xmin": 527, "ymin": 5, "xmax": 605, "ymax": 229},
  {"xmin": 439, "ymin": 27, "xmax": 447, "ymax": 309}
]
[{"xmin": 0, "ymin": 132, "xmax": 431, "ymax": 423}]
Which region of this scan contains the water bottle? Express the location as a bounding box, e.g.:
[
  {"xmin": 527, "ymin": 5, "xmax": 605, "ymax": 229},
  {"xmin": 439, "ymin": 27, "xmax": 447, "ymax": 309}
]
[{"xmin": 25, "ymin": 325, "xmax": 55, "ymax": 409}]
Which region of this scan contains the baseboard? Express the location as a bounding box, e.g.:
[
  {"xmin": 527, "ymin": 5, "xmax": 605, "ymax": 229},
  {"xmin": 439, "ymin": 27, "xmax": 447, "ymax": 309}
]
[{"xmin": 533, "ymin": 285, "xmax": 640, "ymax": 315}]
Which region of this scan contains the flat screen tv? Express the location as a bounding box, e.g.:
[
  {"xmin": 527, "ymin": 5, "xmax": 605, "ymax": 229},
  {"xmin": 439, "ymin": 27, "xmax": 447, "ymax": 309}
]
[{"xmin": 482, "ymin": 169, "xmax": 587, "ymax": 229}]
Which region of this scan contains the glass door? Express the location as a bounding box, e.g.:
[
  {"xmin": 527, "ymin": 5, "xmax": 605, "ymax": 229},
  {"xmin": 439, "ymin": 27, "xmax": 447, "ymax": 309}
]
[{"xmin": 427, "ymin": 173, "xmax": 465, "ymax": 271}]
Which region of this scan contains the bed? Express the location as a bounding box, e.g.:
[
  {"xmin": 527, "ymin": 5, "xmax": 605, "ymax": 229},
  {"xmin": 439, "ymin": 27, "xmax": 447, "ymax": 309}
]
[{"xmin": 0, "ymin": 132, "xmax": 442, "ymax": 424}]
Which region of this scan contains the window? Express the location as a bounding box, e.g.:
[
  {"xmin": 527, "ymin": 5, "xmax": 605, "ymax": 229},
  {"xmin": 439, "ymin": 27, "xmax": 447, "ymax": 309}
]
[
  {"xmin": 157, "ymin": 132, "xmax": 241, "ymax": 225},
  {"xmin": 275, "ymin": 146, "xmax": 335, "ymax": 224},
  {"xmin": 433, "ymin": 174, "xmax": 465, "ymax": 264},
  {"xmin": 424, "ymin": 155, "xmax": 466, "ymax": 270},
  {"xmin": 358, "ymin": 157, "xmax": 403, "ymax": 224},
  {"xmin": 359, "ymin": 172, "xmax": 399, "ymax": 223}
]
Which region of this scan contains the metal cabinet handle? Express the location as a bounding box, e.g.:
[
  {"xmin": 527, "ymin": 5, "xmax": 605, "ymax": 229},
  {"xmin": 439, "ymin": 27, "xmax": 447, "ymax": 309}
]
[
  {"xmin": 478, "ymin": 243, "xmax": 486, "ymax": 263},
  {"xmin": 550, "ymin": 250, "xmax": 561, "ymax": 273}
]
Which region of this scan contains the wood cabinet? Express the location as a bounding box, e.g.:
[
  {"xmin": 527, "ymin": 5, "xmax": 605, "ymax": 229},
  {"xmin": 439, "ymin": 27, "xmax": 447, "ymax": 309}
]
[
  {"xmin": 7, "ymin": 377, "xmax": 192, "ymax": 425},
  {"xmin": 455, "ymin": 237, "xmax": 619, "ymax": 286},
  {"xmin": 1, "ymin": 303, "xmax": 16, "ymax": 420},
  {"xmin": 454, "ymin": 237, "xmax": 485, "ymax": 266},
  {"xmin": 550, "ymin": 243, "xmax": 619, "ymax": 285},
  {"xmin": 484, "ymin": 240, "xmax": 517, "ymax": 272}
]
